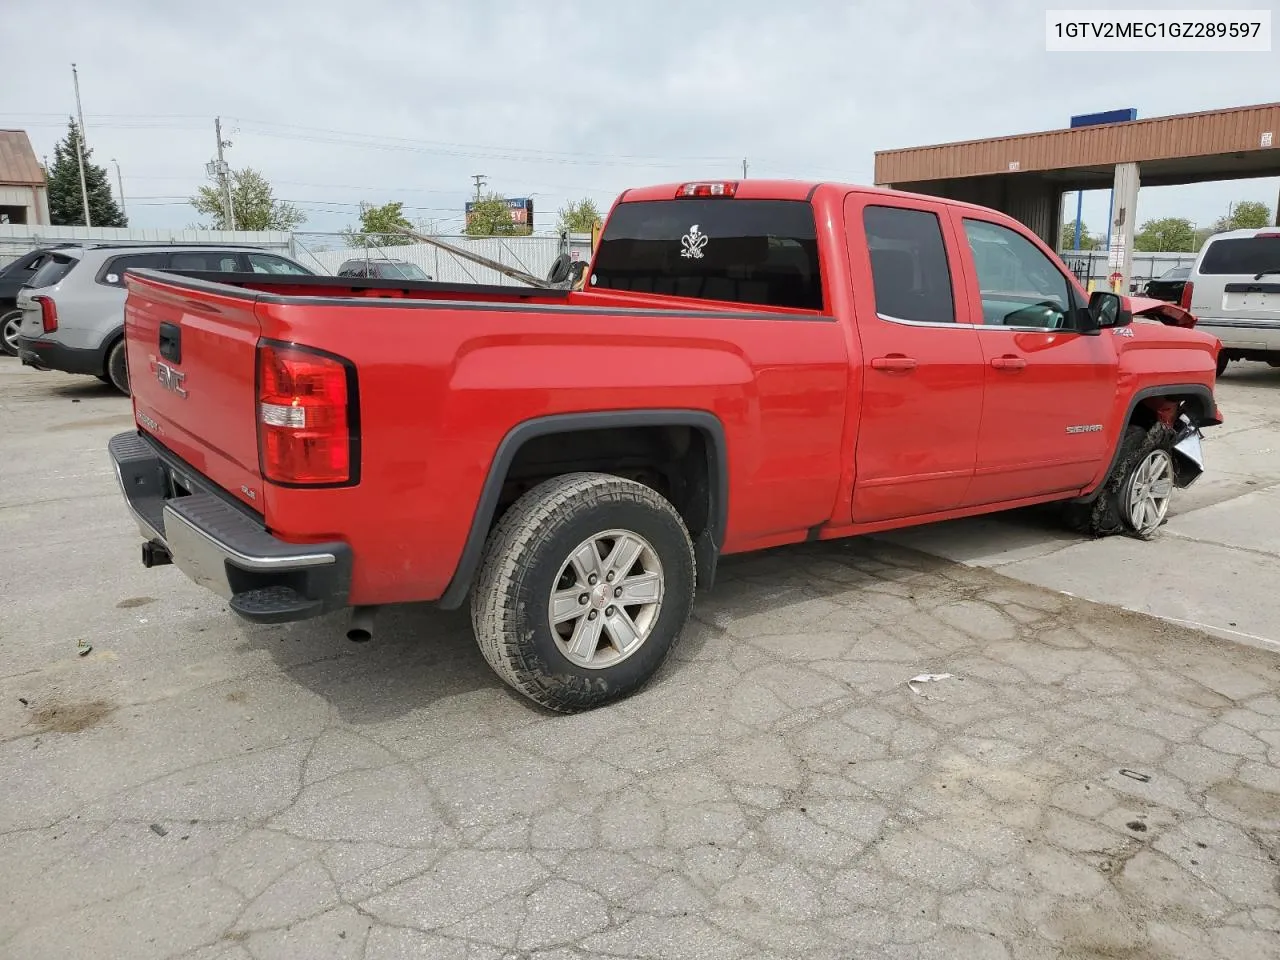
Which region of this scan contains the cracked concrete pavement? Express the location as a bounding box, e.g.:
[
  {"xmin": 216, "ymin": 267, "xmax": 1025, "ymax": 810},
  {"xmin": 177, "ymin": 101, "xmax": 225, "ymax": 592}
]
[
  {"xmin": 2, "ymin": 361, "xmax": 1279, "ymax": 960},
  {"xmin": 882, "ymin": 363, "xmax": 1280, "ymax": 654}
]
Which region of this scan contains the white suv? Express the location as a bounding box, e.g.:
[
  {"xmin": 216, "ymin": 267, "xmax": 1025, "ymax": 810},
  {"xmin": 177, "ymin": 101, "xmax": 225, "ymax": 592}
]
[{"xmin": 1185, "ymin": 227, "xmax": 1280, "ymax": 376}]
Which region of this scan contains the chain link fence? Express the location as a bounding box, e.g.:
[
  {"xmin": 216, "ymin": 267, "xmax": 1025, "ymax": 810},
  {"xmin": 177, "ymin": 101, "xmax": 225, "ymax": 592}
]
[
  {"xmin": 289, "ymin": 232, "xmax": 593, "ymax": 286},
  {"xmin": 1057, "ymin": 250, "xmax": 1198, "ymax": 292}
]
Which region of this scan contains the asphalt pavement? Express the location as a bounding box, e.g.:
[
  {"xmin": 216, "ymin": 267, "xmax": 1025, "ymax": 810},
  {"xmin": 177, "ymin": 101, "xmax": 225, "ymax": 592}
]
[{"xmin": 2, "ymin": 359, "xmax": 1278, "ymax": 960}]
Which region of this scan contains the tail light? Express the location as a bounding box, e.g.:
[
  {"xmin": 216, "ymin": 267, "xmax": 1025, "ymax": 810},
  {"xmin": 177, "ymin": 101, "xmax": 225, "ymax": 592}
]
[
  {"xmin": 1179, "ymin": 281, "xmax": 1193, "ymax": 310},
  {"xmin": 32, "ymin": 295, "xmax": 57, "ymax": 333},
  {"xmin": 677, "ymin": 181, "xmax": 738, "ymax": 198},
  {"xmin": 256, "ymin": 341, "xmax": 359, "ymax": 486}
]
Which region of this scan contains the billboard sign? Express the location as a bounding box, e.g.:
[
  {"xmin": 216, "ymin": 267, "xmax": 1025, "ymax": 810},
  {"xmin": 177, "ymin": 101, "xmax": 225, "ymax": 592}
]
[{"xmin": 465, "ymin": 196, "xmax": 534, "ymax": 231}]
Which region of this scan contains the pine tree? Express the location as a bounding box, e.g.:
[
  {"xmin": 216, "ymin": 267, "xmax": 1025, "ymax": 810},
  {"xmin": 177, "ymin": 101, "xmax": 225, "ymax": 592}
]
[{"xmin": 46, "ymin": 119, "xmax": 127, "ymax": 227}]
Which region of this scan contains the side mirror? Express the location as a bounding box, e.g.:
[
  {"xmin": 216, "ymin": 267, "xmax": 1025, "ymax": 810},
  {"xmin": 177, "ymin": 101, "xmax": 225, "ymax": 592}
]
[{"xmin": 1088, "ymin": 291, "xmax": 1132, "ymax": 330}]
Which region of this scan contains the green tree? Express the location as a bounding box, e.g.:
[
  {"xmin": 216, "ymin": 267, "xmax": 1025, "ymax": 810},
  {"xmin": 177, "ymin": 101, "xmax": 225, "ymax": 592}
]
[
  {"xmin": 556, "ymin": 198, "xmax": 601, "ymax": 234},
  {"xmin": 1213, "ymin": 200, "xmax": 1273, "ymax": 232},
  {"xmin": 46, "ymin": 119, "xmax": 127, "ymax": 227},
  {"xmin": 190, "ymin": 167, "xmax": 305, "ymax": 231},
  {"xmin": 465, "ymin": 193, "xmax": 523, "ymax": 236},
  {"xmin": 341, "ymin": 201, "xmax": 414, "ymax": 247},
  {"xmin": 1059, "ymin": 221, "xmax": 1098, "ymax": 250},
  {"xmin": 1134, "ymin": 217, "xmax": 1196, "ymax": 252}
]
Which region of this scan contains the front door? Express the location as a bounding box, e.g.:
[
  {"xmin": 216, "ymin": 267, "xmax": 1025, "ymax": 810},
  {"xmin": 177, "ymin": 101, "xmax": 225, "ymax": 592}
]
[
  {"xmin": 846, "ymin": 196, "xmax": 985, "ymax": 524},
  {"xmin": 952, "ymin": 215, "xmax": 1119, "ymax": 505}
]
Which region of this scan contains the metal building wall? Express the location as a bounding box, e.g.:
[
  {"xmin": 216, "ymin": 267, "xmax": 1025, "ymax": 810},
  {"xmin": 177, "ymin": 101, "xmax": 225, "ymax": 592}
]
[{"xmin": 875, "ymin": 102, "xmax": 1280, "ymax": 183}]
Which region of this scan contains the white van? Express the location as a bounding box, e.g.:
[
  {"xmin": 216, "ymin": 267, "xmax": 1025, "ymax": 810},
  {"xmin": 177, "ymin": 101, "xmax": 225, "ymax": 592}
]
[{"xmin": 1185, "ymin": 227, "xmax": 1280, "ymax": 376}]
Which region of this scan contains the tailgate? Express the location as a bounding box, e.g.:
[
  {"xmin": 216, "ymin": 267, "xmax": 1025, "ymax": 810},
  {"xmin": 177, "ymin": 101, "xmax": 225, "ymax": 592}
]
[{"xmin": 124, "ymin": 272, "xmax": 265, "ymax": 509}]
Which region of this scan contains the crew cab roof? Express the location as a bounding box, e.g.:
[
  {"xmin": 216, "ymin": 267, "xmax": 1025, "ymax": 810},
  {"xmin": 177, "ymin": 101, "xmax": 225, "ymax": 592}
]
[{"xmin": 616, "ymin": 180, "xmax": 1034, "ymax": 220}]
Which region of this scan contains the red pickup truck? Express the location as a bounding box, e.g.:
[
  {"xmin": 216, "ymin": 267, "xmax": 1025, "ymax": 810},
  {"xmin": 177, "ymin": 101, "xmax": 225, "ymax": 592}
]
[{"xmin": 108, "ymin": 179, "xmax": 1220, "ymax": 711}]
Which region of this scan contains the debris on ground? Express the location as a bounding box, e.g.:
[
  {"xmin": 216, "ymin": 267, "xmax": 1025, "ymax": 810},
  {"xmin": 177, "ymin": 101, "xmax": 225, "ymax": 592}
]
[
  {"xmin": 907, "ymin": 673, "xmax": 956, "ymax": 695},
  {"xmin": 149, "ymin": 824, "xmax": 168, "ymax": 837},
  {"xmin": 76, "ymin": 640, "xmax": 92, "ymax": 657}
]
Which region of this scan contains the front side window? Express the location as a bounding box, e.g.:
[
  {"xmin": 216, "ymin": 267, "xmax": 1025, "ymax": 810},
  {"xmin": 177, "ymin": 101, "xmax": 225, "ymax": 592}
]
[
  {"xmin": 963, "ymin": 219, "xmax": 1072, "ymax": 328},
  {"xmin": 862, "ymin": 205, "xmax": 955, "ymax": 324},
  {"xmin": 591, "ymin": 199, "xmax": 823, "ymax": 310}
]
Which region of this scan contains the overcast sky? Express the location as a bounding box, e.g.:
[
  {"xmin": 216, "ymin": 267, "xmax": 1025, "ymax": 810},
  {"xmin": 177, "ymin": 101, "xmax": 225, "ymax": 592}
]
[{"xmin": 2, "ymin": 0, "xmax": 1277, "ymax": 245}]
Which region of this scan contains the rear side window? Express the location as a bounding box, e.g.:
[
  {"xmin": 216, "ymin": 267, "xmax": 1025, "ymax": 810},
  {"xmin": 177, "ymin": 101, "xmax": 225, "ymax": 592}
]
[
  {"xmin": 97, "ymin": 253, "xmax": 169, "ymax": 287},
  {"xmin": 27, "ymin": 255, "xmax": 77, "ymax": 289},
  {"xmin": 1199, "ymin": 236, "xmax": 1280, "ymax": 276},
  {"xmin": 590, "ymin": 199, "xmax": 823, "ymax": 311},
  {"xmin": 862, "ymin": 206, "xmax": 954, "ymax": 324},
  {"xmin": 168, "ymin": 251, "xmax": 243, "ymax": 272}
]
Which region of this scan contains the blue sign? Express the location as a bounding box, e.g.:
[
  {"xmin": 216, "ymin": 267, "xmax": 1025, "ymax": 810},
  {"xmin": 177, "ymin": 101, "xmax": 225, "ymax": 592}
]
[{"xmin": 1070, "ymin": 109, "xmax": 1138, "ymax": 128}]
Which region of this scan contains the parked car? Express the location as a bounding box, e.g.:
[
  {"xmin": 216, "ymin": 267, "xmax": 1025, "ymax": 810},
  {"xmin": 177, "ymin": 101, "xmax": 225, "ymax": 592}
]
[
  {"xmin": 16, "ymin": 244, "xmax": 313, "ymax": 393},
  {"xmin": 1183, "ymin": 227, "xmax": 1280, "ymax": 376},
  {"xmin": 0, "ymin": 245, "xmax": 78, "ymax": 356},
  {"xmin": 1142, "ymin": 265, "xmax": 1190, "ymax": 304},
  {"xmin": 335, "ymin": 258, "xmax": 432, "ymax": 280},
  {"xmin": 109, "ymin": 179, "xmax": 1220, "ymax": 712}
]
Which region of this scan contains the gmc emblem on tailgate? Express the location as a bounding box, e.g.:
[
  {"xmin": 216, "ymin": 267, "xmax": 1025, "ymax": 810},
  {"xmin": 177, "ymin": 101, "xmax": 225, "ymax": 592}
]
[{"xmin": 156, "ymin": 362, "xmax": 188, "ymax": 399}]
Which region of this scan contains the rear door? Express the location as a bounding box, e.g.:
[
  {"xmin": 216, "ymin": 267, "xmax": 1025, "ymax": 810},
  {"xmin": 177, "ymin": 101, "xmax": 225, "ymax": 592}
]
[
  {"xmin": 845, "ymin": 195, "xmax": 984, "ymax": 523},
  {"xmin": 124, "ymin": 271, "xmax": 265, "ymax": 508},
  {"xmin": 951, "ymin": 214, "xmax": 1117, "ymax": 504}
]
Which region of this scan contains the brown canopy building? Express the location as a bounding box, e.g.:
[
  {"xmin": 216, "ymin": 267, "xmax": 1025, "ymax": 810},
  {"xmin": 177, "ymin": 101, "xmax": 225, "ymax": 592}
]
[
  {"xmin": 0, "ymin": 130, "xmax": 50, "ymax": 226},
  {"xmin": 874, "ymin": 102, "xmax": 1280, "ymax": 289}
]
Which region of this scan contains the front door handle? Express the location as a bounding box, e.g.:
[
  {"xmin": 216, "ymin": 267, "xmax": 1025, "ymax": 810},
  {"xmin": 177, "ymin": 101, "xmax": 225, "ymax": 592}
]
[
  {"xmin": 990, "ymin": 355, "xmax": 1026, "ymax": 371},
  {"xmin": 871, "ymin": 355, "xmax": 917, "ymax": 372}
]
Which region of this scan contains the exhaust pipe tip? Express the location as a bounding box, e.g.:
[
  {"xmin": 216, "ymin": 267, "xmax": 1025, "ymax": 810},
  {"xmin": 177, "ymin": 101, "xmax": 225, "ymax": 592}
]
[{"xmin": 346, "ymin": 605, "xmax": 378, "ymax": 643}]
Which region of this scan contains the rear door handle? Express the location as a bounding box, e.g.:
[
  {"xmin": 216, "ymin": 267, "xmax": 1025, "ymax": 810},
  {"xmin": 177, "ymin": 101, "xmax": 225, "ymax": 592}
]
[
  {"xmin": 870, "ymin": 355, "xmax": 917, "ymax": 372},
  {"xmin": 990, "ymin": 355, "xmax": 1026, "ymax": 371}
]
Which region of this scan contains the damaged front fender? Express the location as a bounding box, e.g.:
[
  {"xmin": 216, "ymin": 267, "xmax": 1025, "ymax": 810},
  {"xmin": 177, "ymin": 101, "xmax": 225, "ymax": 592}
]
[{"xmin": 1172, "ymin": 418, "xmax": 1205, "ymax": 488}]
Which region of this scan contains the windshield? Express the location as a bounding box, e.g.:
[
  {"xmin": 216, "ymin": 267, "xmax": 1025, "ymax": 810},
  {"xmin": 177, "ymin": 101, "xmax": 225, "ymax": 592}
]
[
  {"xmin": 1158, "ymin": 266, "xmax": 1190, "ymax": 281},
  {"xmin": 590, "ymin": 199, "xmax": 823, "ymax": 310},
  {"xmin": 1199, "ymin": 236, "xmax": 1280, "ymax": 276}
]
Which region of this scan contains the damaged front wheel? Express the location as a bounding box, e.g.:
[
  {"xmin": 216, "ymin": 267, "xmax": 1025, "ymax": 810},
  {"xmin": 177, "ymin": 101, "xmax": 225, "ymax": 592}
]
[{"xmin": 1064, "ymin": 423, "xmax": 1180, "ymax": 539}]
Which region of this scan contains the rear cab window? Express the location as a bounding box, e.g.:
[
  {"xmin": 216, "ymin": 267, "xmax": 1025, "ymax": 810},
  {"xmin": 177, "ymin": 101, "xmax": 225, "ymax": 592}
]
[
  {"xmin": 1199, "ymin": 235, "xmax": 1280, "ymax": 276},
  {"xmin": 26, "ymin": 254, "xmax": 78, "ymax": 289},
  {"xmin": 590, "ymin": 198, "xmax": 824, "ymax": 310}
]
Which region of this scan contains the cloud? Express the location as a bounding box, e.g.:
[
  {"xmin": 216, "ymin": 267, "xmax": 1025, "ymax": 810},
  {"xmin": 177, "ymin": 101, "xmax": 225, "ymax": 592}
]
[{"xmin": 2, "ymin": 0, "xmax": 1275, "ymax": 235}]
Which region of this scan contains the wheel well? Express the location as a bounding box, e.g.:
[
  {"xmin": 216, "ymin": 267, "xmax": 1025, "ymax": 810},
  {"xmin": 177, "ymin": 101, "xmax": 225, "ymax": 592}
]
[
  {"xmin": 497, "ymin": 424, "xmax": 714, "ymax": 543},
  {"xmin": 100, "ymin": 329, "xmax": 125, "ymax": 376},
  {"xmin": 1130, "ymin": 391, "xmax": 1212, "ymax": 429}
]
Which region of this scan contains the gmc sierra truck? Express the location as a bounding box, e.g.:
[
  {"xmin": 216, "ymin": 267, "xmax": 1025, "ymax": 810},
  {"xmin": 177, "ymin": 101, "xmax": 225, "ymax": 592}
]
[{"xmin": 108, "ymin": 179, "xmax": 1220, "ymax": 712}]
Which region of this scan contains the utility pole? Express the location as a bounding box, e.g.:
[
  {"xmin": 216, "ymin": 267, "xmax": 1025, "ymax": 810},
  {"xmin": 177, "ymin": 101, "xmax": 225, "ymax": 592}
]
[
  {"xmin": 111, "ymin": 158, "xmax": 126, "ymax": 220},
  {"xmin": 213, "ymin": 117, "xmax": 236, "ymax": 230},
  {"xmin": 742, "ymin": 158, "xmax": 748, "ymax": 179},
  {"xmin": 70, "ymin": 63, "xmax": 92, "ymax": 227},
  {"xmin": 471, "ymin": 174, "xmax": 487, "ymax": 201}
]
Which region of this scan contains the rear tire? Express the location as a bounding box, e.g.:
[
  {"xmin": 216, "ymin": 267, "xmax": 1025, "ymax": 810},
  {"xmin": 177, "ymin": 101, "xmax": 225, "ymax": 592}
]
[
  {"xmin": 105, "ymin": 339, "xmax": 129, "ymax": 395},
  {"xmin": 470, "ymin": 472, "xmax": 695, "ymax": 713},
  {"xmin": 1064, "ymin": 423, "xmax": 1177, "ymax": 539},
  {"xmin": 0, "ymin": 309, "xmax": 20, "ymax": 357},
  {"xmin": 1216, "ymin": 352, "xmax": 1229, "ymax": 378}
]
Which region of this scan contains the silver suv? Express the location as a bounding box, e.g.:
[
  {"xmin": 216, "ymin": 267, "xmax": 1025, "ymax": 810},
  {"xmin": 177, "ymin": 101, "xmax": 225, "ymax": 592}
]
[
  {"xmin": 16, "ymin": 244, "xmax": 313, "ymax": 394},
  {"xmin": 1185, "ymin": 227, "xmax": 1280, "ymax": 376}
]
